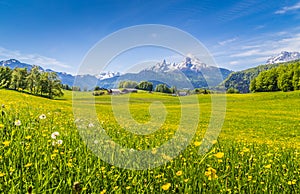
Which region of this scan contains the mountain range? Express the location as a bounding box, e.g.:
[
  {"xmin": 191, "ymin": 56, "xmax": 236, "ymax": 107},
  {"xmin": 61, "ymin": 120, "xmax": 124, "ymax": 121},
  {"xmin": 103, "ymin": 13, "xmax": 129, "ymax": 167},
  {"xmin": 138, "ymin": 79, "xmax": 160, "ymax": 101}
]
[
  {"xmin": 1, "ymin": 57, "xmax": 232, "ymax": 90},
  {"xmin": 2, "ymin": 51, "xmax": 299, "ymax": 91}
]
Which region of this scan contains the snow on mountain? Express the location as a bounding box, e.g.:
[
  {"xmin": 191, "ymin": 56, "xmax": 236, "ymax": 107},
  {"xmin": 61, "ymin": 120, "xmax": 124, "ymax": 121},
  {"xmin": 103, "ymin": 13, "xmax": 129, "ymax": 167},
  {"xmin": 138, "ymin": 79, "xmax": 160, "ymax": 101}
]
[
  {"xmin": 96, "ymin": 71, "xmax": 121, "ymax": 80},
  {"xmin": 147, "ymin": 56, "xmax": 208, "ymax": 73},
  {"xmin": 267, "ymin": 51, "xmax": 300, "ymax": 64}
]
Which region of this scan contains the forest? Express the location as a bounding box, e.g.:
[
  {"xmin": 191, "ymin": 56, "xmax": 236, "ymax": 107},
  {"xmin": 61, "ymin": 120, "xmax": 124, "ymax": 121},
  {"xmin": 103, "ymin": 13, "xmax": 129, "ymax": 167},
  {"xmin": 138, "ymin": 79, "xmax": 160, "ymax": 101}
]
[
  {"xmin": 0, "ymin": 66, "xmax": 63, "ymax": 98},
  {"xmin": 250, "ymin": 61, "xmax": 300, "ymax": 92}
]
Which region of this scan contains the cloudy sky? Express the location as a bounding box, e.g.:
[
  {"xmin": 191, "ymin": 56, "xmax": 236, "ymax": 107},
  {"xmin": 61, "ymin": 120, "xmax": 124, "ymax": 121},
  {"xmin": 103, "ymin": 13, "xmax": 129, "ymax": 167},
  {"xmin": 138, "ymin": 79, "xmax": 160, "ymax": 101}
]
[{"xmin": 0, "ymin": 0, "xmax": 300, "ymax": 74}]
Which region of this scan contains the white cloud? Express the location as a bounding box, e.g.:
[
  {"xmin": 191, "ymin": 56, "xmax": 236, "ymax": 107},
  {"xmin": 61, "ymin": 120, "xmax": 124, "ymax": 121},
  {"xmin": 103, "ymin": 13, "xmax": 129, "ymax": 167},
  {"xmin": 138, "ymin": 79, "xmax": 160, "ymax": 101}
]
[
  {"xmin": 218, "ymin": 37, "xmax": 237, "ymax": 46},
  {"xmin": 275, "ymin": 2, "xmax": 300, "ymax": 14},
  {"xmin": 0, "ymin": 47, "xmax": 70, "ymax": 69}
]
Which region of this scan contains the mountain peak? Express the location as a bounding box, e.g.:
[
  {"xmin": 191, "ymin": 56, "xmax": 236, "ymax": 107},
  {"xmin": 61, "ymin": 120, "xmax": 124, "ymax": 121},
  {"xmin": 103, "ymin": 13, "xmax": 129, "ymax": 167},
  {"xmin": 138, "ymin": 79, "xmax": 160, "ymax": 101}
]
[
  {"xmin": 146, "ymin": 56, "xmax": 208, "ymax": 73},
  {"xmin": 267, "ymin": 51, "xmax": 300, "ymax": 64}
]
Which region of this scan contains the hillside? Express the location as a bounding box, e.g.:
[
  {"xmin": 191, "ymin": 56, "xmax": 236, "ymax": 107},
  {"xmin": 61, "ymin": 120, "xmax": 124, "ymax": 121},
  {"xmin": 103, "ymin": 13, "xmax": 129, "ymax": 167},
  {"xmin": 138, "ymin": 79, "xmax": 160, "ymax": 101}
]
[{"xmin": 222, "ymin": 59, "xmax": 300, "ymax": 93}]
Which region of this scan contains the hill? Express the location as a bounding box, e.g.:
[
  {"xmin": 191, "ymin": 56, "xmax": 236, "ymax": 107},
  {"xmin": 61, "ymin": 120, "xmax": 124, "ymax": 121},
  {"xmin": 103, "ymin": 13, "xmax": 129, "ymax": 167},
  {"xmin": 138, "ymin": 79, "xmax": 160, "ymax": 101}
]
[{"xmin": 221, "ymin": 59, "xmax": 300, "ymax": 93}]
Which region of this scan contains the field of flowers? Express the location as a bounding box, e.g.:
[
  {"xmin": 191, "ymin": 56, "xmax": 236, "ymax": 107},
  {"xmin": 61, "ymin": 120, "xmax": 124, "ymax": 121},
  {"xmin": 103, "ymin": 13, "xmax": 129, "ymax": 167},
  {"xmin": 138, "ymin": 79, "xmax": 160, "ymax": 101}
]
[{"xmin": 0, "ymin": 89, "xmax": 299, "ymax": 193}]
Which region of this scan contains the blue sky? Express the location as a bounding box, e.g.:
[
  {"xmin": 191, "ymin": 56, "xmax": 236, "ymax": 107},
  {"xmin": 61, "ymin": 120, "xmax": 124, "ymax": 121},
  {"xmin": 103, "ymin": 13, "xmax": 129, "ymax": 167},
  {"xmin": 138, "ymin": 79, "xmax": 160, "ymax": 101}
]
[{"xmin": 0, "ymin": 0, "xmax": 300, "ymax": 74}]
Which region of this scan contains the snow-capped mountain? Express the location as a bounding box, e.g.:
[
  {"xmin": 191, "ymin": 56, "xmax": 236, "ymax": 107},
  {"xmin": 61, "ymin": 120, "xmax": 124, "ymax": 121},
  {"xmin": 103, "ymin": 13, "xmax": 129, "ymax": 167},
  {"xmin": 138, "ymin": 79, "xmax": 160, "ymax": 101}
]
[
  {"xmin": 98, "ymin": 56, "xmax": 232, "ymax": 89},
  {"xmin": 147, "ymin": 56, "xmax": 208, "ymax": 73},
  {"xmin": 267, "ymin": 51, "xmax": 300, "ymax": 64},
  {"xmin": 96, "ymin": 71, "xmax": 121, "ymax": 80}
]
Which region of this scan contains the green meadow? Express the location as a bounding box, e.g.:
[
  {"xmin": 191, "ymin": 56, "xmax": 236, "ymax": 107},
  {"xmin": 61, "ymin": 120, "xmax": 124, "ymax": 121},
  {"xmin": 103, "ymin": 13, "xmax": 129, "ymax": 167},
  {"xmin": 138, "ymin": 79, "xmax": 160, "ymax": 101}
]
[{"xmin": 0, "ymin": 89, "xmax": 299, "ymax": 193}]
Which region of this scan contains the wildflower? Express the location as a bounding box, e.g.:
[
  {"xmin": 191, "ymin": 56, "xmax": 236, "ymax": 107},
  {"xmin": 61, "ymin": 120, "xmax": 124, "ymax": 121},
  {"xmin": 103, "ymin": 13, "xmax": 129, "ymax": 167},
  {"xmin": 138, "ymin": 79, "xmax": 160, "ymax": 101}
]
[
  {"xmin": 176, "ymin": 171, "xmax": 183, "ymax": 176},
  {"xmin": 194, "ymin": 141, "xmax": 201, "ymax": 146},
  {"xmin": 0, "ymin": 124, "xmax": 4, "ymax": 128},
  {"xmin": 184, "ymin": 178, "xmax": 189, "ymax": 183},
  {"xmin": 248, "ymin": 176, "xmax": 252, "ymax": 181},
  {"xmin": 25, "ymin": 136, "xmax": 32, "ymax": 140},
  {"xmin": 205, "ymin": 167, "xmax": 218, "ymax": 180},
  {"xmin": 57, "ymin": 140, "xmax": 63, "ymax": 145},
  {"xmin": 214, "ymin": 152, "xmax": 224, "ymax": 159},
  {"xmin": 0, "ymin": 172, "xmax": 5, "ymax": 177},
  {"xmin": 151, "ymin": 148, "xmax": 157, "ymax": 154},
  {"xmin": 51, "ymin": 132, "xmax": 59, "ymax": 139},
  {"xmin": 2, "ymin": 141, "xmax": 10, "ymax": 147},
  {"xmin": 126, "ymin": 186, "xmax": 131, "ymax": 190},
  {"xmin": 24, "ymin": 163, "xmax": 32, "ymax": 168},
  {"xmin": 264, "ymin": 164, "xmax": 271, "ymax": 169},
  {"xmin": 100, "ymin": 189, "xmax": 106, "ymax": 194},
  {"xmin": 288, "ymin": 180, "xmax": 297, "ymax": 185},
  {"xmin": 242, "ymin": 147, "xmax": 250, "ymax": 153},
  {"xmin": 15, "ymin": 120, "xmax": 21, "ymax": 126},
  {"xmin": 162, "ymin": 183, "xmax": 171, "ymax": 191},
  {"xmin": 39, "ymin": 114, "xmax": 46, "ymax": 120},
  {"xmin": 88, "ymin": 123, "xmax": 94, "ymax": 128}
]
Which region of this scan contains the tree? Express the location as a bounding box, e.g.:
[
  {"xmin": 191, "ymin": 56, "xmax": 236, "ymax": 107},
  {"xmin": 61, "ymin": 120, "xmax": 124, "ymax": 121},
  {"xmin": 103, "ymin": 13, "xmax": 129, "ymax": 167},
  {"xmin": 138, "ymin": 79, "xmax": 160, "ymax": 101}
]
[
  {"xmin": 292, "ymin": 68, "xmax": 300, "ymax": 90},
  {"xmin": 26, "ymin": 66, "xmax": 41, "ymax": 94},
  {"xmin": 11, "ymin": 68, "xmax": 28, "ymax": 90},
  {"xmin": 155, "ymin": 84, "xmax": 171, "ymax": 93},
  {"xmin": 278, "ymin": 71, "xmax": 293, "ymax": 92},
  {"xmin": 118, "ymin": 80, "xmax": 138, "ymax": 88},
  {"xmin": 249, "ymin": 78, "xmax": 256, "ymax": 92},
  {"xmin": 0, "ymin": 67, "xmax": 12, "ymax": 88},
  {"xmin": 136, "ymin": 81, "xmax": 153, "ymax": 91},
  {"xmin": 47, "ymin": 72, "xmax": 64, "ymax": 98}
]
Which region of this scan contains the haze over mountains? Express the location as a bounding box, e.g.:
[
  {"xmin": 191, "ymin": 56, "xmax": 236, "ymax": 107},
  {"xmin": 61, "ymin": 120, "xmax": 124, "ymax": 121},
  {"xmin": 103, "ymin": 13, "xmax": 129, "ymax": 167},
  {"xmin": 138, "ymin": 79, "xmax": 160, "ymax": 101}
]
[{"xmin": 1, "ymin": 51, "xmax": 299, "ymax": 91}]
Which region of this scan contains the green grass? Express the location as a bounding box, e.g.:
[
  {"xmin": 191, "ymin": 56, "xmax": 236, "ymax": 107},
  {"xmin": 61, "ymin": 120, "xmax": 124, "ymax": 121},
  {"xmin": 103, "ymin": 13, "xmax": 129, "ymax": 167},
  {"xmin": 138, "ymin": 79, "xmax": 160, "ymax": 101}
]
[{"xmin": 0, "ymin": 89, "xmax": 299, "ymax": 193}]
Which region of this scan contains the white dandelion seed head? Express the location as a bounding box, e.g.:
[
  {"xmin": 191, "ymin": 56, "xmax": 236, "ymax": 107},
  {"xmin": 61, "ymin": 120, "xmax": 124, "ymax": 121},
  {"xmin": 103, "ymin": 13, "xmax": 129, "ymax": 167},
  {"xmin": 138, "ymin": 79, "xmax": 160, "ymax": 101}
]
[
  {"xmin": 15, "ymin": 120, "xmax": 21, "ymax": 126},
  {"xmin": 57, "ymin": 140, "xmax": 63, "ymax": 145},
  {"xmin": 51, "ymin": 132, "xmax": 60, "ymax": 139},
  {"xmin": 39, "ymin": 114, "xmax": 46, "ymax": 120},
  {"xmin": 94, "ymin": 140, "xmax": 99, "ymax": 144},
  {"xmin": 52, "ymin": 141, "xmax": 57, "ymax": 146},
  {"xmin": 88, "ymin": 123, "xmax": 94, "ymax": 128},
  {"xmin": 129, "ymin": 148, "xmax": 135, "ymax": 152}
]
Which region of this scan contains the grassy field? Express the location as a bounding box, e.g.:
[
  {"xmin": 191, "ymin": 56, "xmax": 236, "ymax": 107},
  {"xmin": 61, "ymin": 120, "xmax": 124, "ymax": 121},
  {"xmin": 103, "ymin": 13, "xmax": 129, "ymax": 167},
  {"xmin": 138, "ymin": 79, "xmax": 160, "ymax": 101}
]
[{"xmin": 0, "ymin": 89, "xmax": 299, "ymax": 193}]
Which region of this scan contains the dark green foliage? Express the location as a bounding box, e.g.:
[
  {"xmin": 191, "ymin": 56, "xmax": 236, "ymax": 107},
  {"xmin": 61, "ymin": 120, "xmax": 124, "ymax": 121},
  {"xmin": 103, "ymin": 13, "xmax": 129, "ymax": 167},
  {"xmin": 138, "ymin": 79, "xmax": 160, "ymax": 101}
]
[
  {"xmin": 226, "ymin": 87, "xmax": 239, "ymax": 94},
  {"xmin": 155, "ymin": 84, "xmax": 171, "ymax": 93},
  {"xmin": 0, "ymin": 67, "xmax": 12, "ymax": 88},
  {"xmin": 135, "ymin": 81, "xmax": 153, "ymax": 91},
  {"xmin": 118, "ymin": 80, "xmax": 138, "ymax": 88},
  {"xmin": 250, "ymin": 61, "xmax": 300, "ymax": 92},
  {"xmin": 223, "ymin": 60, "xmax": 300, "ymax": 93},
  {"xmin": 0, "ymin": 66, "xmax": 64, "ymax": 98}
]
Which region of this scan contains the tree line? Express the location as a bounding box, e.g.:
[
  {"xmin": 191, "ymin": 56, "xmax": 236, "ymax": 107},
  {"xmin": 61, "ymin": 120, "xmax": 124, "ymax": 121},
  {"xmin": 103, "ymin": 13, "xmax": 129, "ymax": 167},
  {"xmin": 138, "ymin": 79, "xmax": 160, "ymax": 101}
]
[
  {"xmin": 250, "ymin": 61, "xmax": 300, "ymax": 92},
  {"xmin": 0, "ymin": 66, "xmax": 63, "ymax": 98},
  {"xmin": 118, "ymin": 80, "xmax": 177, "ymax": 93}
]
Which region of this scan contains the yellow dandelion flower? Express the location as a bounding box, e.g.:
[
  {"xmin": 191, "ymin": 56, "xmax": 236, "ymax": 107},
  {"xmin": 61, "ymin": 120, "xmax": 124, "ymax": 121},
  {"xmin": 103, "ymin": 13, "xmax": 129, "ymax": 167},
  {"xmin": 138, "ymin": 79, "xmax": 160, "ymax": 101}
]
[
  {"xmin": 162, "ymin": 183, "xmax": 171, "ymax": 191},
  {"xmin": 214, "ymin": 152, "xmax": 224, "ymax": 159},
  {"xmin": 0, "ymin": 124, "xmax": 4, "ymax": 128},
  {"xmin": 242, "ymin": 147, "xmax": 250, "ymax": 152},
  {"xmin": 2, "ymin": 141, "xmax": 10, "ymax": 147},
  {"xmin": 0, "ymin": 172, "xmax": 5, "ymax": 177},
  {"xmin": 151, "ymin": 148, "xmax": 157, "ymax": 154},
  {"xmin": 126, "ymin": 186, "xmax": 131, "ymax": 190},
  {"xmin": 25, "ymin": 136, "xmax": 32, "ymax": 140},
  {"xmin": 264, "ymin": 164, "xmax": 271, "ymax": 169},
  {"xmin": 194, "ymin": 141, "xmax": 201, "ymax": 146},
  {"xmin": 67, "ymin": 163, "xmax": 73, "ymax": 167},
  {"xmin": 100, "ymin": 189, "xmax": 106, "ymax": 194},
  {"xmin": 24, "ymin": 163, "xmax": 32, "ymax": 168},
  {"xmin": 292, "ymin": 180, "xmax": 297, "ymax": 185},
  {"xmin": 184, "ymin": 178, "xmax": 189, "ymax": 183},
  {"xmin": 248, "ymin": 176, "xmax": 252, "ymax": 181},
  {"xmin": 205, "ymin": 167, "xmax": 218, "ymax": 180},
  {"xmin": 176, "ymin": 171, "xmax": 183, "ymax": 176}
]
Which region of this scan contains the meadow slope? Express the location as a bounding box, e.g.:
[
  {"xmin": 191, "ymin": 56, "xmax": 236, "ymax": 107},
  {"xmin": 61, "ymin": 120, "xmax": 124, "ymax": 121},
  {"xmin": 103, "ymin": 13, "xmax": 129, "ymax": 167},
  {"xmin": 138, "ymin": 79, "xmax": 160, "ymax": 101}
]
[{"xmin": 0, "ymin": 89, "xmax": 299, "ymax": 193}]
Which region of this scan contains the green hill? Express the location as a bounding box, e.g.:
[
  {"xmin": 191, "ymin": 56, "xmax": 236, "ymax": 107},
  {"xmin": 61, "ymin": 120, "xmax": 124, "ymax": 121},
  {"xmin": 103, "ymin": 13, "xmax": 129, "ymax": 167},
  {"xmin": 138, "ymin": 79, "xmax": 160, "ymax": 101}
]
[{"xmin": 222, "ymin": 59, "xmax": 300, "ymax": 93}]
